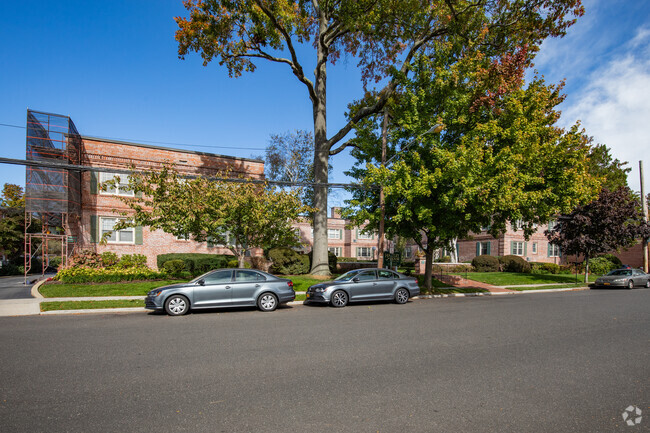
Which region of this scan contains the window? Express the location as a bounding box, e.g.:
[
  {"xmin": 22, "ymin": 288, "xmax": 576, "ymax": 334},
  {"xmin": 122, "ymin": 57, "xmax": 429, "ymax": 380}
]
[
  {"xmin": 176, "ymin": 234, "xmax": 190, "ymax": 241},
  {"xmin": 356, "ymin": 229, "xmax": 374, "ymax": 240},
  {"xmin": 99, "ymin": 172, "xmax": 133, "ymax": 196},
  {"xmin": 235, "ymin": 270, "xmax": 265, "ymax": 282},
  {"xmin": 404, "ymin": 248, "xmax": 413, "ymax": 259},
  {"xmin": 548, "ymin": 243, "xmax": 561, "ymax": 257},
  {"xmin": 511, "ymin": 241, "xmax": 524, "ymax": 256},
  {"xmin": 328, "ymin": 228, "xmax": 342, "ymax": 239},
  {"xmin": 357, "ymin": 247, "xmax": 372, "ymax": 258},
  {"xmin": 548, "ymin": 220, "xmax": 557, "ymax": 230},
  {"xmin": 356, "ymin": 270, "xmax": 376, "ymax": 281},
  {"xmin": 203, "ymin": 270, "xmax": 232, "ymax": 284},
  {"xmin": 477, "ymin": 241, "xmax": 490, "ymax": 256},
  {"xmin": 100, "ymin": 217, "xmax": 134, "ymax": 244},
  {"xmin": 531, "ymin": 242, "xmax": 538, "ymax": 254},
  {"xmin": 328, "ymin": 247, "xmax": 342, "ymax": 257},
  {"xmin": 378, "ymin": 270, "xmax": 397, "ymax": 279}
]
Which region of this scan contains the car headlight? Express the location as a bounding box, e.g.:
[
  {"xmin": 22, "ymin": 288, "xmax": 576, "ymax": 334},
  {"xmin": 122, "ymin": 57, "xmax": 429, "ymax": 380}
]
[
  {"xmin": 149, "ymin": 290, "xmax": 162, "ymax": 297},
  {"xmin": 612, "ymin": 278, "xmax": 625, "ymax": 283},
  {"xmin": 313, "ymin": 287, "xmax": 327, "ymax": 293}
]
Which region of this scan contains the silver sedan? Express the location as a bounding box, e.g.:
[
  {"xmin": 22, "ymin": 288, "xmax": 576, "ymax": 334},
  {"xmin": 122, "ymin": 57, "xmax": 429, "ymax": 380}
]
[
  {"xmin": 145, "ymin": 269, "xmax": 295, "ymax": 316},
  {"xmin": 593, "ymin": 269, "xmax": 650, "ymax": 289},
  {"xmin": 304, "ymin": 268, "xmax": 420, "ymax": 307}
]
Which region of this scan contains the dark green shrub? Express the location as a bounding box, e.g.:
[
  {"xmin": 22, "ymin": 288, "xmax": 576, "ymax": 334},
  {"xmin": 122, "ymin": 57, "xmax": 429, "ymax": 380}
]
[
  {"xmin": 157, "ymin": 253, "xmax": 231, "ymax": 276},
  {"xmin": 227, "ymin": 259, "xmax": 239, "ymax": 268},
  {"xmin": 268, "ymin": 248, "xmax": 310, "ymax": 275},
  {"xmin": 163, "ymin": 260, "xmax": 186, "ymax": 276},
  {"xmin": 0, "ymin": 263, "xmax": 21, "ymax": 276},
  {"xmin": 472, "ymin": 255, "xmax": 500, "ymax": 272},
  {"xmin": 54, "ymin": 267, "xmax": 167, "ymax": 283},
  {"xmin": 499, "ymin": 255, "xmax": 531, "ymax": 273},
  {"xmin": 541, "ymin": 263, "xmax": 560, "ymax": 274},
  {"xmin": 338, "ymin": 257, "xmax": 358, "ymax": 262},
  {"xmin": 588, "ymin": 256, "xmax": 618, "ymax": 275},
  {"xmin": 101, "ymin": 252, "xmax": 119, "ymax": 268},
  {"xmin": 449, "ymin": 264, "xmax": 473, "ymax": 273},
  {"xmin": 596, "ymin": 253, "xmax": 622, "ymax": 267},
  {"xmin": 117, "ymin": 254, "xmax": 148, "ymax": 269},
  {"xmin": 435, "ymin": 255, "xmax": 451, "ymax": 263}
]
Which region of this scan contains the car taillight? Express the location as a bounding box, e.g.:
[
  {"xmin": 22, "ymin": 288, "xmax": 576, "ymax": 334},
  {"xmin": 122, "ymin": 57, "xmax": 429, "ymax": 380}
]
[{"xmin": 287, "ymin": 281, "xmax": 294, "ymax": 288}]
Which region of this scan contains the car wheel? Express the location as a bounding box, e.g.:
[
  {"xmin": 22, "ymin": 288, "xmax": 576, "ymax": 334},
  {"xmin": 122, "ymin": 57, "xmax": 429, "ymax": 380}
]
[
  {"xmin": 627, "ymin": 280, "xmax": 634, "ymax": 289},
  {"xmin": 165, "ymin": 295, "xmax": 190, "ymax": 316},
  {"xmin": 330, "ymin": 290, "xmax": 348, "ymax": 308},
  {"xmin": 645, "ymin": 280, "xmax": 650, "ymax": 288},
  {"xmin": 257, "ymin": 293, "xmax": 278, "ymax": 312},
  {"xmin": 395, "ymin": 288, "xmax": 410, "ymax": 304}
]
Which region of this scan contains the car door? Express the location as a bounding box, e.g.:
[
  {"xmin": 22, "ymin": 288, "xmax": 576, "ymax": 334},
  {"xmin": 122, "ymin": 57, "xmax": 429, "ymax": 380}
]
[
  {"xmin": 193, "ymin": 270, "xmax": 233, "ymax": 307},
  {"xmin": 633, "ymin": 270, "xmax": 647, "ymax": 286},
  {"xmin": 231, "ymin": 270, "xmax": 265, "ymax": 306},
  {"xmin": 376, "ymin": 270, "xmax": 398, "ymax": 299},
  {"xmin": 348, "ymin": 270, "xmax": 378, "ymax": 301}
]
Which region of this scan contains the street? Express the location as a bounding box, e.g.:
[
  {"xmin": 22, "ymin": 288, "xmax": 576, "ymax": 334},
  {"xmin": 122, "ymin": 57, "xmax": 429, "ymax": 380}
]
[{"xmin": 0, "ymin": 289, "xmax": 648, "ymax": 432}]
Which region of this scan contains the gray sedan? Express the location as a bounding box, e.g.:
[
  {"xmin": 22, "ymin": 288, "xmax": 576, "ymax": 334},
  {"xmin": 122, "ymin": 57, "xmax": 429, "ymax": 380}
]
[
  {"xmin": 145, "ymin": 269, "xmax": 295, "ymax": 316},
  {"xmin": 304, "ymin": 268, "xmax": 420, "ymax": 307},
  {"xmin": 593, "ymin": 268, "xmax": 650, "ymax": 289}
]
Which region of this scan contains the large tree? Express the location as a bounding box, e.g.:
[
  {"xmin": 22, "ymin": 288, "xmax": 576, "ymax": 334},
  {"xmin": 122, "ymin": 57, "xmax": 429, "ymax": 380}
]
[
  {"xmin": 106, "ymin": 167, "xmax": 310, "ymax": 267},
  {"xmin": 0, "ymin": 183, "xmax": 25, "ymax": 261},
  {"xmin": 345, "ymin": 45, "xmax": 600, "ymax": 289},
  {"xmin": 546, "ymin": 187, "xmax": 650, "ymax": 282},
  {"xmin": 175, "ymin": 0, "xmax": 585, "ymax": 275}
]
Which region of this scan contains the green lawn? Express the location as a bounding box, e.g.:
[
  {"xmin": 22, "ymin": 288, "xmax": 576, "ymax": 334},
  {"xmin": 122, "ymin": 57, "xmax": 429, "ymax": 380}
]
[
  {"xmin": 512, "ymin": 283, "xmax": 590, "ymax": 291},
  {"xmin": 430, "ymin": 287, "xmax": 489, "ymax": 295},
  {"xmin": 40, "ymin": 299, "xmax": 144, "ymax": 311},
  {"xmin": 287, "ymin": 274, "xmax": 338, "ymax": 292},
  {"xmin": 39, "ymin": 280, "xmax": 187, "ymax": 298},
  {"xmin": 458, "ymin": 272, "xmax": 595, "ymax": 286}
]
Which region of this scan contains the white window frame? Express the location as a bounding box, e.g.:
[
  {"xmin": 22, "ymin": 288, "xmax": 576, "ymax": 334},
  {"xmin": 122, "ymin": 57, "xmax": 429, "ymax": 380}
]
[
  {"xmin": 357, "ymin": 247, "xmax": 372, "ymax": 258},
  {"xmin": 100, "ymin": 217, "xmax": 135, "ymax": 244},
  {"xmin": 512, "ymin": 241, "xmax": 524, "ymax": 256},
  {"xmin": 549, "ymin": 243, "xmax": 561, "ymax": 257},
  {"xmin": 99, "ymin": 172, "xmax": 134, "ymax": 197},
  {"xmin": 531, "ymin": 242, "xmax": 538, "ymax": 254},
  {"xmin": 328, "ymin": 247, "xmax": 342, "ymax": 257},
  {"xmin": 479, "ymin": 242, "xmax": 490, "ymax": 256},
  {"xmin": 328, "ymin": 228, "xmax": 342, "ymax": 240},
  {"xmin": 356, "ymin": 229, "xmax": 374, "ymax": 240}
]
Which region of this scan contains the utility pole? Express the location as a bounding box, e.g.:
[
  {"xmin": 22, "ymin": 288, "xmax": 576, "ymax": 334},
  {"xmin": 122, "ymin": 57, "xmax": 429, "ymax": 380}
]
[
  {"xmin": 640, "ymin": 161, "xmax": 648, "ymax": 272},
  {"xmin": 377, "ymin": 108, "xmax": 388, "ymax": 269}
]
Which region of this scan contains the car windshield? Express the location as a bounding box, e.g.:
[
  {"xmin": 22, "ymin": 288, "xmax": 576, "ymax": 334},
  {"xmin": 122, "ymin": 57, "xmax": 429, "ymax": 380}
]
[
  {"xmin": 189, "ymin": 271, "xmax": 215, "ymax": 283},
  {"xmin": 334, "ymin": 270, "xmax": 361, "ymax": 282},
  {"xmin": 607, "ymin": 269, "xmax": 632, "ymax": 276}
]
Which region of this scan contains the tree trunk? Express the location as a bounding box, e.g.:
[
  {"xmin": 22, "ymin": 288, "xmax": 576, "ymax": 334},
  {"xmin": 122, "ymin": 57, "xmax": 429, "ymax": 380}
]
[
  {"xmin": 584, "ymin": 253, "xmax": 590, "ymax": 284},
  {"xmin": 310, "ymin": 14, "xmax": 331, "ymax": 276},
  {"xmin": 424, "ymin": 247, "xmax": 434, "ymax": 292},
  {"xmin": 238, "ymin": 252, "xmax": 246, "ymax": 268},
  {"xmin": 450, "ymin": 238, "xmax": 458, "ymax": 263},
  {"xmin": 377, "ymin": 109, "xmax": 388, "ymax": 269}
]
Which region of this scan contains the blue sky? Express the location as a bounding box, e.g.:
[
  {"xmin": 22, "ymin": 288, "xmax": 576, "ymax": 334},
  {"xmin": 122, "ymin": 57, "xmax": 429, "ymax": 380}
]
[{"xmin": 1, "ymin": 0, "xmax": 649, "ymax": 207}]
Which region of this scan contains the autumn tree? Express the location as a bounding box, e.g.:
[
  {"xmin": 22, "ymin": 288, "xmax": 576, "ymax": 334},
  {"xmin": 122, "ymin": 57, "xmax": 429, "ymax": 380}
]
[
  {"xmin": 105, "ymin": 167, "xmax": 310, "ymax": 267},
  {"xmin": 546, "ymin": 187, "xmax": 650, "ymax": 282},
  {"xmin": 0, "ymin": 183, "xmax": 25, "ymax": 261},
  {"xmin": 175, "ymin": 0, "xmax": 585, "ymax": 275},
  {"xmin": 344, "ymin": 45, "xmax": 600, "ymax": 289}
]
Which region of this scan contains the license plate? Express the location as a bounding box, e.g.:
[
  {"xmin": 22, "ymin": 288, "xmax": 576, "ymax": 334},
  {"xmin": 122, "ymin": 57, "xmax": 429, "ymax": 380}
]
[{"xmin": 603, "ymin": 282, "xmax": 610, "ymax": 285}]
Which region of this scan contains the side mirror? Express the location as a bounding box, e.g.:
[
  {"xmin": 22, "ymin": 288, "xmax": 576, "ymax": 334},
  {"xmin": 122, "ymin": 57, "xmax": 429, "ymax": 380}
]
[
  {"xmin": 352, "ymin": 277, "xmax": 359, "ymax": 283},
  {"xmin": 197, "ymin": 279, "xmax": 205, "ymax": 286}
]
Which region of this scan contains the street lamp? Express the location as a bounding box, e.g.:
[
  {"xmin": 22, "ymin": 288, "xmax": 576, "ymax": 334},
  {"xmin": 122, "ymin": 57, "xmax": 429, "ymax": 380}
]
[{"xmin": 377, "ymin": 120, "xmax": 445, "ymax": 269}]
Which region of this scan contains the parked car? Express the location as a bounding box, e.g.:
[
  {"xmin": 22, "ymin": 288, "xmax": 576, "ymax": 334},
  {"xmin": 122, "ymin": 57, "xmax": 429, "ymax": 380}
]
[
  {"xmin": 304, "ymin": 268, "xmax": 420, "ymax": 307},
  {"xmin": 593, "ymin": 268, "xmax": 650, "ymax": 289},
  {"xmin": 146, "ymin": 269, "xmax": 295, "ymax": 316}
]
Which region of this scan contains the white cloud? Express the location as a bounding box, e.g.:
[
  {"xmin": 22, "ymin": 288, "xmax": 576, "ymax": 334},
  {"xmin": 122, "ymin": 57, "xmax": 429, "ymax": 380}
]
[{"xmin": 562, "ymin": 26, "xmax": 650, "ymax": 193}]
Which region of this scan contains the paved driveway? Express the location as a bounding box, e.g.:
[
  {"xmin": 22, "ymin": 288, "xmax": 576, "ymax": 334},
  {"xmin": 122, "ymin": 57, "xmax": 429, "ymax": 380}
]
[{"xmin": 0, "ymin": 275, "xmax": 35, "ymax": 299}]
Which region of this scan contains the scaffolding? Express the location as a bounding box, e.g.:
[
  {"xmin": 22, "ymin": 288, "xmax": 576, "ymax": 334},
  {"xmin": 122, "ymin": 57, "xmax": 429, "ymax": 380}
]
[{"xmin": 25, "ymin": 110, "xmax": 81, "ymax": 280}]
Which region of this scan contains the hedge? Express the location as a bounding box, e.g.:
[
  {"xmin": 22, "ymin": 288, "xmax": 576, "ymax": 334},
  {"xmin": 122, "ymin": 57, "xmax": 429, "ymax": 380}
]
[
  {"xmin": 157, "ymin": 253, "xmax": 232, "ymax": 276},
  {"xmin": 499, "ymin": 255, "xmax": 531, "ymax": 273},
  {"xmin": 267, "ymin": 248, "xmax": 310, "ymax": 275},
  {"xmin": 54, "ymin": 267, "xmax": 167, "ymax": 283},
  {"xmin": 472, "ymin": 255, "xmax": 500, "ymax": 272}
]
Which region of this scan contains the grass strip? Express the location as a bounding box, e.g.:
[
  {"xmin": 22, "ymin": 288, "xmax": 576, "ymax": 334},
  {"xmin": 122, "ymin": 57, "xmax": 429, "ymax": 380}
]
[
  {"xmin": 511, "ymin": 284, "xmax": 590, "ymax": 291},
  {"xmin": 40, "ymin": 299, "xmax": 144, "ymax": 312},
  {"xmin": 455, "ymin": 272, "xmax": 595, "ymax": 286},
  {"xmin": 40, "ymin": 280, "xmax": 187, "ymax": 297}
]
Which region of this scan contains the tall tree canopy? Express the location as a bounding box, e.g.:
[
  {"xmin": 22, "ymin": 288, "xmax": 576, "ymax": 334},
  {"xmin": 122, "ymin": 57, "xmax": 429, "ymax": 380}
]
[
  {"xmin": 175, "ymin": 0, "xmax": 584, "ymax": 274},
  {"xmin": 344, "ymin": 43, "xmax": 600, "ymax": 288},
  {"xmin": 0, "ymin": 183, "xmax": 25, "ymax": 260},
  {"xmin": 546, "ymin": 187, "xmax": 650, "ymax": 282},
  {"xmin": 106, "ymin": 167, "xmax": 310, "ymax": 267}
]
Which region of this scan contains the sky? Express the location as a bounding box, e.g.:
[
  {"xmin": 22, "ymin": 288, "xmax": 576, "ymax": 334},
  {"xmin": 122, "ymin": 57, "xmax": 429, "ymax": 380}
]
[{"xmin": 1, "ymin": 0, "xmax": 649, "ymax": 208}]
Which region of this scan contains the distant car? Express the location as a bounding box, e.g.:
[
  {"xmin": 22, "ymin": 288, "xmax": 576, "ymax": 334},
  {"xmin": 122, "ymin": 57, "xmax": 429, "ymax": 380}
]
[
  {"xmin": 304, "ymin": 268, "xmax": 420, "ymax": 307},
  {"xmin": 145, "ymin": 269, "xmax": 295, "ymax": 316},
  {"xmin": 593, "ymin": 268, "xmax": 650, "ymax": 289}
]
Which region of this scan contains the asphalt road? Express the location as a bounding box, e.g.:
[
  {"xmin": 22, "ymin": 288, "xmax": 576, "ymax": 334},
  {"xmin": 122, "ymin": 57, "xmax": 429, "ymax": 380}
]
[
  {"xmin": 0, "ymin": 275, "xmax": 36, "ymax": 299},
  {"xmin": 0, "ymin": 289, "xmax": 648, "ymax": 432}
]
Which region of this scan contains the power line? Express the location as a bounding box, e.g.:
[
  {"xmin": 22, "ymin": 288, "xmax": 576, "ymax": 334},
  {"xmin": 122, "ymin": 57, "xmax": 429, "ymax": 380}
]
[{"xmin": 0, "ymin": 156, "xmax": 373, "ymax": 190}]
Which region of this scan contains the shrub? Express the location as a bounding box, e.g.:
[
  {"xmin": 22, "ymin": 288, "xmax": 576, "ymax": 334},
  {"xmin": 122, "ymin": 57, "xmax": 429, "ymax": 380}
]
[
  {"xmin": 338, "ymin": 257, "xmax": 358, "ymax": 262},
  {"xmin": 101, "ymin": 252, "xmax": 119, "ymax": 268},
  {"xmin": 588, "ymin": 256, "xmax": 619, "ymax": 276},
  {"xmin": 435, "ymin": 255, "xmax": 451, "ymax": 263},
  {"xmin": 268, "ymin": 248, "xmax": 310, "ymax": 275},
  {"xmin": 472, "ymin": 255, "xmax": 500, "ymax": 272},
  {"xmin": 448, "ymin": 264, "xmax": 473, "ymax": 273},
  {"xmin": 250, "ymin": 256, "xmax": 272, "ymax": 272},
  {"xmin": 499, "ymin": 255, "xmax": 531, "ymax": 273},
  {"xmin": 163, "ymin": 260, "xmax": 186, "ymax": 277},
  {"xmin": 541, "ymin": 263, "xmax": 560, "ymax": 274},
  {"xmin": 157, "ymin": 253, "xmax": 231, "ymax": 276},
  {"xmin": 54, "ymin": 267, "xmax": 167, "ymax": 283},
  {"xmin": 596, "ymin": 253, "xmax": 622, "ymax": 267},
  {"xmin": 227, "ymin": 259, "xmax": 239, "ymax": 268},
  {"xmin": 0, "ymin": 263, "xmax": 21, "ymax": 276},
  {"xmin": 117, "ymin": 254, "xmax": 148, "ymax": 269},
  {"xmin": 68, "ymin": 250, "xmax": 103, "ymax": 269}
]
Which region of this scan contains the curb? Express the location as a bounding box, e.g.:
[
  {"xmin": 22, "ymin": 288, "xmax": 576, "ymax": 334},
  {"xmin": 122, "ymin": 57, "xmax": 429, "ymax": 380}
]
[{"xmin": 31, "ymin": 279, "xmax": 47, "ymax": 298}]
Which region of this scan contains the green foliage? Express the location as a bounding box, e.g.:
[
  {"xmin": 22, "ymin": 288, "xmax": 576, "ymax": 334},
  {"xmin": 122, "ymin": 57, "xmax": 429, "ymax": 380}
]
[
  {"xmin": 68, "ymin": 250, "xmax": 104, "ymax": 269},
  {"xmin": 0, "ymin": 263, "xmax": 21, "ymax": 276},
  {"xmin": 307, "ymin": 250, "xmax": 338, "ymax": 273},
  {"xmin": 227, "ymin": 259, "xmax": 239, "ymax": 268},
  {"xmin": 588, "ymin": 257, "xmax": 620, "ymax": 276},
  {"xmin": 436, "ymin": 256, "xmax": 452, "ymax": 263},
  {"xmin": 54, "ymin": 267, "xmax": 167, "ymax": 283},
  {"xmin": 1, "ymin": 183, "xmax": 25, "ymax": 208},
  {"xmin": 163, "ymin": 260, "xmax": 186, "ymax": 277},
  {"xmin": 499, "ymin": 255, "xmax": 531, "ymax": 273},
  {"xmin": 596, "ymin": 253, "xmax": 622, "ymax": 267},
  {"xmin": 157, "ymin": 253, "xmax": 231, "ymax": 276},
  {"xmin": 531, "ymin": 262, "xmax": 561, "ymax": 274},
  {"xmin": 116, "ymin": 254, "xmax": 147, "ymax": 269},
  {"xmin": 267, "ymin": 247, "xmax": 310, "ymax": 275},
  {"xmin": 338, "ymin": 257, "xmax": 358, "ymax": 262},
  {"xmin": 472, "ymin": 255, "xmax": 500, "ymax": 272},
  {"xmin": 0, "ymin": 185, "xmax": 25, "ymax": 260},
  {"xmin": 101, "ymin": 252, "xmax": 120, "ymax": 268}
]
